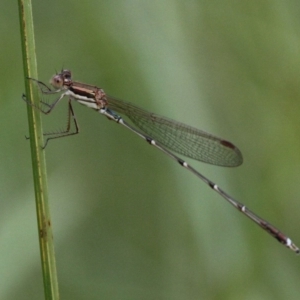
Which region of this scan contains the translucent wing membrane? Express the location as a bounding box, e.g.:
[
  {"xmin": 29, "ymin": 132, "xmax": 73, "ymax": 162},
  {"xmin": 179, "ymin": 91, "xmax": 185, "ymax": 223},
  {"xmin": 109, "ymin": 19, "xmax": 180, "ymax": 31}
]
[{"xmin": 107, "ymin": 96, "xmax": 243, "ymax": 167}]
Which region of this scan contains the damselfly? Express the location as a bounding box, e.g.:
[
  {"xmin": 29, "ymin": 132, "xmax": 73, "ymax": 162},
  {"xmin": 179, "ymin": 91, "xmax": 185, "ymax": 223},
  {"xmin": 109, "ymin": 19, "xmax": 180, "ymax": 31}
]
[{"xmin": 23, "ymin": 69, "xmax": 299, "ymax": 254}]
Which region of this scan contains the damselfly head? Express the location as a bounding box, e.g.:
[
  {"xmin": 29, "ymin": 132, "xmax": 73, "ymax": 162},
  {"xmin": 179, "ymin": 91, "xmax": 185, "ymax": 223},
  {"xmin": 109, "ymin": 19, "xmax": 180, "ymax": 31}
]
[{"xmin": 50, "ymin": 69, "xmax": 72, "ymax": 89}]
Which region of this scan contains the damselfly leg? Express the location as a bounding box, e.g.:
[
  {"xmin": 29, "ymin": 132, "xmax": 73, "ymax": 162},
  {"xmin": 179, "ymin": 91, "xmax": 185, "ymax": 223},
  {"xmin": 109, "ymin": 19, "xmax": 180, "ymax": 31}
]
[{"xmin": 23, "ymin": 78, "xmax": 79, "ymax": 148}]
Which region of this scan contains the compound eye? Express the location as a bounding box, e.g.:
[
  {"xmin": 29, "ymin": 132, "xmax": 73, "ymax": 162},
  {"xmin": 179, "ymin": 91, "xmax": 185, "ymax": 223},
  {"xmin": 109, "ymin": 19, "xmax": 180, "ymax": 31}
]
[
  {"xmin": 62, "ymin": 69, "xmax": 72, "ymax": 79},
  {"xmin": 50, "ymin": 74, "xmax": 63, "ymax": 89}
]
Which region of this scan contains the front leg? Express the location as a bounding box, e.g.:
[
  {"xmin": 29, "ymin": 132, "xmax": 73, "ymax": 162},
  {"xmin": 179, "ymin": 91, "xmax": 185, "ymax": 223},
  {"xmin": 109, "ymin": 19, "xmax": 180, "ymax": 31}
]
[
  {"xmin": 23, "ymin": 76, "xmax": 70, "ymax": 114},
  {"xmin": 22, "ymin": 92, "xmax": 67, "ymax": 115},
  {"xmin": 27, "ymin": 77, "xmax": 62, "ymax": 95}
]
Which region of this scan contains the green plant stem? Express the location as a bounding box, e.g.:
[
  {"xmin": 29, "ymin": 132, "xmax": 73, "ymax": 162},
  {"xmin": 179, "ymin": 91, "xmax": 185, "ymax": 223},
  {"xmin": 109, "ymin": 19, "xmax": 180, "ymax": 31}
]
[{"xmin": 18, "ymin": 0, "xmax": 59, "ymax": 299}]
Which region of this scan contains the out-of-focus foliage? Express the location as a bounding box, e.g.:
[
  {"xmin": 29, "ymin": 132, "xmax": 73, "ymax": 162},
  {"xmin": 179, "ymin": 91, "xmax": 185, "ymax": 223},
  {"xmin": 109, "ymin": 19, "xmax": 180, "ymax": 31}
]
[{"xmin": 1, "ymin": 1, "xmax": 300, "ymax": 299}]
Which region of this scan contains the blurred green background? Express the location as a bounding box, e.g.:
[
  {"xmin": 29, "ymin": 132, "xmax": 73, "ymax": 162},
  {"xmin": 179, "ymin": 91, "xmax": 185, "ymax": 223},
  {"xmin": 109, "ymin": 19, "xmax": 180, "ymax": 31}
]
[{"xmin": 1, "ymin": 1, "xmax": 300, "ymax": 299}]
